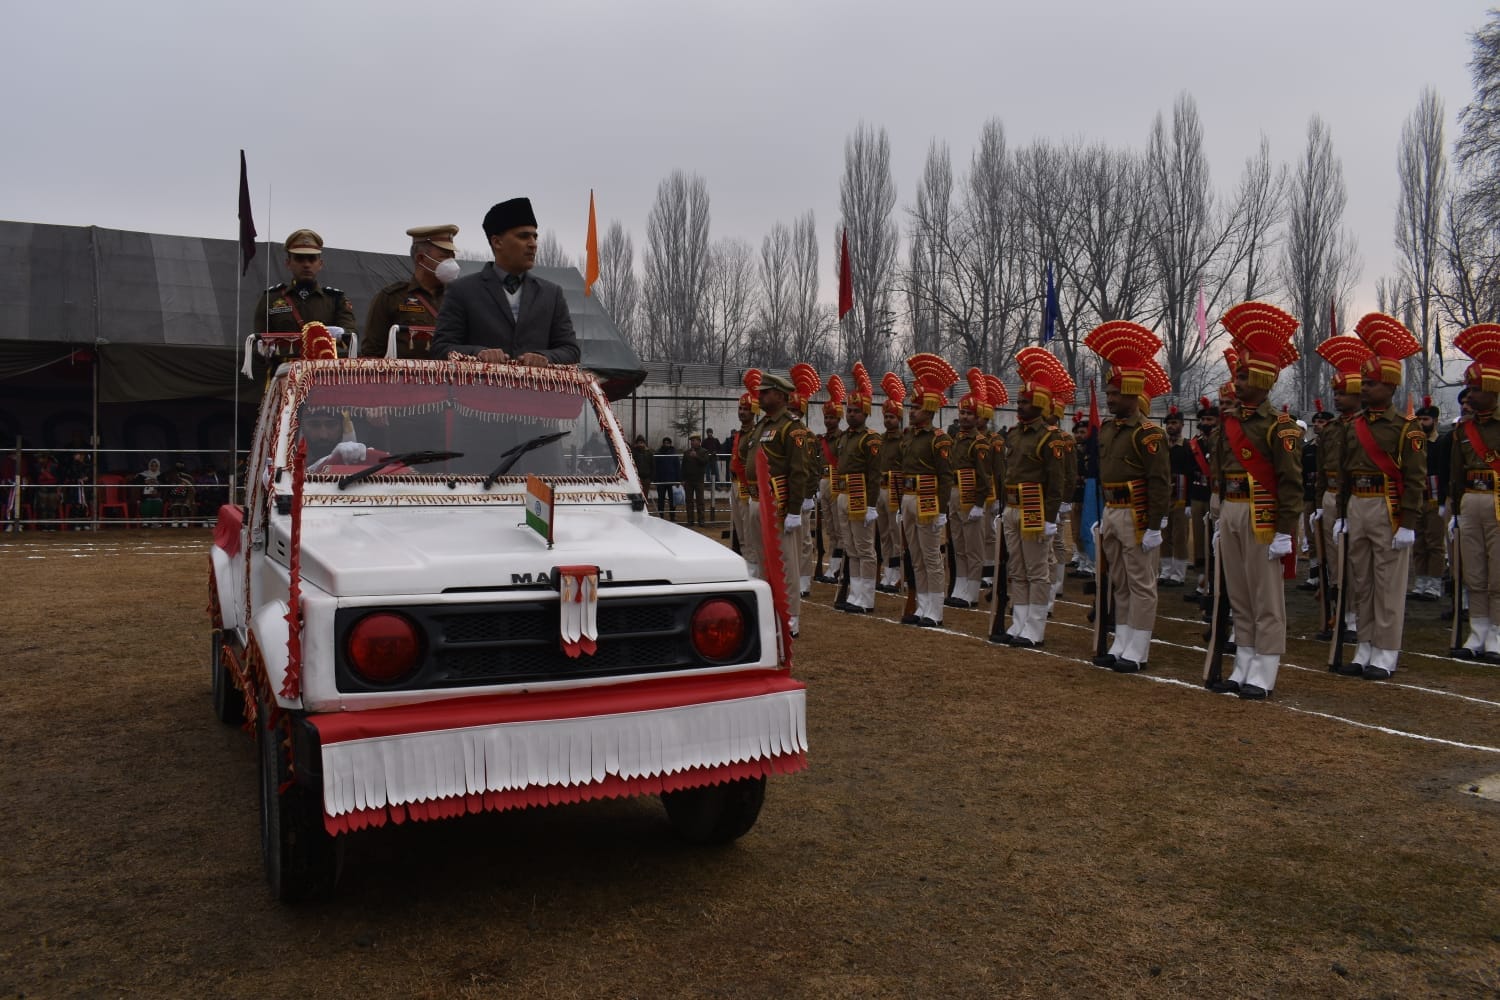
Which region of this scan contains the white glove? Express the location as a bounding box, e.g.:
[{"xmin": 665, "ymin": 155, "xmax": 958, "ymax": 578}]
[
  {"xmin": 1310, "ymin": 508, "xmax": 1322, "ymax": 523},
  {"xmin": 801, "ymin": 497, "xmax": 816, "ymax": 512},
  {"xmin": 1209, "ymin": 495, "xmax": 1221, "ymax": 520},
  {"xmin": 1141, "ymin": 528, "xmax": 1163, "ymax": 550},
  {"xmin": 936, "ymin": 514, "xmax": 948, "ymax": 528},
  {"xmin": 1391, "ymin": 526, "xmax": 1416, "ymax": 550},
  {"xmin": 331, "ymin": 441, "xmax": 367, "ymax": 464},
  {"xmin": 783, "ymin": 513, "xmax": 802, "ymax": 532},
  {"xmin": 864, "ymin": 507, "xmax": 879, "ymax": 524},
  {"xmin": 1333, "ymin": 518, "xmax": 1347, "ymax": 538},
  {"xmin": 1439, "ymin": 503, "xmax": 1449, "ymax": 520},
  {"xmin": 1268, "ymin": 532, "xmax": 1293, "ymax": 558},
  {"xmin": 1058, "ymin": 502, "xmax": 1072, "ymax": 515},
  {"xmin": 895, "ymin": 509, "xmax": 904, "ymax": 526},
  {"xmin": 992, "ymin": 514, "xmax": 1002, "ymax": 531},
  {"xmin": 1160, "ymin": 516, "xmax": 1169, "ymax": 530},
  {"xmin": 968, "ymin": 506, "xmax": 984, "ymax": 522},
  {"xmin": 1044, "ymin": 521, "xmax": 1058, "ymax": 537},
  {"xmin": 1449, "ymin": 516, "xmax": 1458, "ymax": 540},
  {"xmin": 1212, "ymin": 526, "xmax": 1221, "ymax": 546}
]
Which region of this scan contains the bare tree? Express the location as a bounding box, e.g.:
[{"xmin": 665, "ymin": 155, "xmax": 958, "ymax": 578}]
[
  {"xmin": 839, "ymin": 122, "xmax": 900, "ymax": 370},
  {"xmin": 592, "ymin": 221, "xmax": 640, "ymax": 352},
  {"xmin": 787, "ymin": 211, "xmax": 834, "ymax": 370},
  {"xmin": 1438, "ymin": 178, "xmax": 1500, "ymax": 329},
  {"xmin": 535, "ymin": 231, "xmax": 570, "ymax": 269},
  {"xmin": 1394, "ymin": 87, "xmax": 1449, "ymax": 394},
  {"xmin": 642, "ymin": 170, "xmax": 711, "ymax": 362},
  {"xmin": 1222, "ymin": 135, "xmax": 1287, "ymax": 304},
  {"xmin": 701, "ymin": 237, "xmax": 757, "ymax": 368},
  {"xmin": 1279, "ymin": 115, "xmax": 1361, "ymax": 413},
  {"xmin": 1456, "ymin": 9, "xmax": 1500, "ymax": 234},
  {"xmin": 906, "ymin": 140, "xmax": 953, "ymax": 356},
  {"xmin": 753, "ymin": 222, "xmax": 794, "ymax": 367}
]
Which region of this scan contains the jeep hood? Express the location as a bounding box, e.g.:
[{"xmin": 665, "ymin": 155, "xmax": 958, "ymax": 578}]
[{"xmin": 288, "ymin": 506, "xmax": 747, "ymax": 597}]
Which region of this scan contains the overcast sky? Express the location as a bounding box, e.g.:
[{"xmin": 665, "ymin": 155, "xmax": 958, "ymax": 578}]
[{"xmin": 1, "ymin": 0, "xmax": 1487, "ymax": 321}]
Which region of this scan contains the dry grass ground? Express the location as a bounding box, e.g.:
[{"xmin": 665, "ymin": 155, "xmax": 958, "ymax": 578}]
[{"xmin": 2, "ymin": 529, "xmax": 1499, "ymax": 998}]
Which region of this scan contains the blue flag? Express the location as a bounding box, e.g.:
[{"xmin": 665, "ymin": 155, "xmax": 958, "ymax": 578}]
[{"xmin": 1042, "ymin": 263, "xmax": 1060, "ymax": 344}]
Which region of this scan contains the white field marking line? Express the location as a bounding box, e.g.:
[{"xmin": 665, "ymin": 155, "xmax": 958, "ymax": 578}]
[{"xmin": 841, "ymin": 597, "xmax": 1500, "ymax": 745}]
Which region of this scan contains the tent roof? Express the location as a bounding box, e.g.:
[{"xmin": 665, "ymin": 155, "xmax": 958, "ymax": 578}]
[{"xmin": 0, "ymin": 220, "xmax": 644, "ymax": 401}]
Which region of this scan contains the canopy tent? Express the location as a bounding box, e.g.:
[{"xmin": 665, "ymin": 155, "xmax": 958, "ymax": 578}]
[{"xmin": 0, "ymin": 220, "xmax": 645, "ymax": 403}]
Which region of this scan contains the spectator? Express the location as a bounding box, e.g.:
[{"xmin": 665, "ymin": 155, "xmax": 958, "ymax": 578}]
[
  {"xmin": 31, "ymin": 452, "xmax": 61, "ymax": 528},
  {"xmin": 60, "ymin": 451, "xmax": 91, "ymax": 526},
  {"xmin": 702, "ymin": 428, "xmax": 721, "ymax": 484},
  {"xmin": 165, "ymin": 460, "xmax": 197, "ymax": 525},
  {"xmin": 680, "ymin": 433, "xmax": 712, "ymax": 526},
  {"xmin": 631, "ymin": 434, "xmax": 653, "ymax": 504},
  {"xmin": 655, "ymin": 436, "xmax": 682, "ymax": 521},
  {"xmin": 136, "ymin": 458, "xmax": 164, "ymax": 524}
]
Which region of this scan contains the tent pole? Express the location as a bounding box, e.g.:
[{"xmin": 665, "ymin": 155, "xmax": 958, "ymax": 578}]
[{"xmin": 91, "ymin": 353, "xmax": 99, "ymax": 531}]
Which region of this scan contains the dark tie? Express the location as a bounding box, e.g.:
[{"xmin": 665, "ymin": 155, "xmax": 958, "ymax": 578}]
[{"xmin": 502, "ymin": 273, "xmax": 522, "ymax": 294}]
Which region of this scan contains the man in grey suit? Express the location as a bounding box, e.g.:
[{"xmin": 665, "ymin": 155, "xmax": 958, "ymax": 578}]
[{"xmin": 429, "ymin": 197, "xmax": 581, "ymax": 366}]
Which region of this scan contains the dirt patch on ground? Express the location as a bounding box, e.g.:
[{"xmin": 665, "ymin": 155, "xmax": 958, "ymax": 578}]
[{"xmin": 2, "ymin": 529, "xmax": 1499, "ymax": 998}]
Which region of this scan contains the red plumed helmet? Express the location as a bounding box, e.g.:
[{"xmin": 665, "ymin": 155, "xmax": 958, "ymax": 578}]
[
  {"xmin": 881, "ymin": 371, "xmax": 907, "ymax": 416},
  {"xmin": 1084, "ymin": 320, "xmax": 1163, "ymax": 397},
  {"xmin": 1454, "ymin": 323, "xmax": 1500, "ymax": 392},
  {"xmin": 906, "ymin": 353, "xmax": 958, "ymax": 412},
  {"xmin": 740, "ymin": 368, "xmax": 762, "ymax": 413},
  {"xmin": 1354, "ymin": 312, "xmax": 1419, "ymax": 387},
  {"xmin": 823, "ymin": 374, "xmax": 846, "ymax": 417}
]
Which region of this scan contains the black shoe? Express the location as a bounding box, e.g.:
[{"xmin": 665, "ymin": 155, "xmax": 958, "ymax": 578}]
[
  {"xmin": 1159, "ymin": 578, "xmax": 1183, "ymax": 588},
  {"xmin": 876, "ymin": 584, "xmax": 900, "ymax": 594},
  {"xmin": 916, "ymin": 617, "xmax": 938, "ymax": 628},
  {"xmin": 1009, "ymin": 636, "xmax": 1038, "ymax": 649},
  {"xmin": 1223, "ymin": 641, "xmax": 1236, "ymax": 654},
  {"xmin": 944, "ymin": 597, "xmax": 974, "ymax": 610},
  {"xmin": 1182, "ymin": 592, "xmax": 1205, "ymax": 603},
  {"xmin": 900, "ymin": 614, "xmax": 920, "ymax": 625},
  {"xmin": 1314, "ymin": 628, "xmax": 1332, "ymax": 641},
  {"xmin": 1335, "ymin": 661, "xmax": 1365, "ymax": 677},
  {"xmin": 1068, "ymin": 568, "xmax": 1091, "ymax": 579},
  {"xmin": 800, "ymin": 590, "xmax": 810, "ymax": 598},
  {"xmin": 989, "ymin": 632, "xmax": 1014, "ymax": 645},
  {"xmin": 1111, "ymin": 659, "xmax": 1143, "ymax": 673},
  {"xmin": 833, "ymin": 600, "xmax": 850, "ymax": 611},
  {"xmin": 815, "ymin": 574, "xmax": 837, "ymax": 584},
  {"xmin": 1297, "ymin": 580, "xmax": 1318, "ymax": 591},
  {"xmin": 1451, "ymin": 646, "xmax": 1479, "ymax": 660},
  {"xmin": 1208, "ymin": 679, "xmax": 1240, "ymax": 694},
  {"xmin": 1091, "ymin": 654, "xmax": 1117, "ymax": 668},
  {"xmin": 1482, "ymin": 652, "xmax": 1500, "ymax": 666},
  {"xmin": 844, "ymin": 605, "xmax": 870, "ymax": 615},
  {"xmin": 1362, "ymin": 665, "xmax": 1393, "ymax": 680},
  {"xmin": 1237, "ymin": 684, "xmax": 1269, "ymax": 700}
]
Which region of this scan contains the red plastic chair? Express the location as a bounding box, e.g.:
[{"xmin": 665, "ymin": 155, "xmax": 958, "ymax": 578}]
[{"xmin": 98, "ymin": 474, "xmax": 131, "ymax": 523}]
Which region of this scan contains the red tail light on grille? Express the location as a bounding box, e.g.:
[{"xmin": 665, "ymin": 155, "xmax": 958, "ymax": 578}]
[
  {"xmin": 689, "ymin": 598, "xmax": 747, "ymax": 662},
  {"xmin": 346, "ymin": 612, "xmax": 423, "ymax": 683}
]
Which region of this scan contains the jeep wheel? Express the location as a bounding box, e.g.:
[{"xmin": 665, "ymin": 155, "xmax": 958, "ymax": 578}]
[
  {"xmin": 209, "ymin": 630, "xmax": 244, "ymax": 724},
  {"xmin": 258, "ymin": 698, "xmax": 342, "ymax": 901},
  {"xmin": 662, "ymin": 776, "xmax": 766, "ymax": 845}
]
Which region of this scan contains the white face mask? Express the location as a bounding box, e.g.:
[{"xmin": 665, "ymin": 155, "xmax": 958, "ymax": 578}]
[{"xmin": 434, "ymin": 258, "xmax": 461, "ymax": 285}]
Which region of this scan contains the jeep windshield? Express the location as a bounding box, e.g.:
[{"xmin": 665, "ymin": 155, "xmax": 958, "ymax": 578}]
[{"xmin": 289, "ymin": 363, "xmax": 624, "ymax": 483}]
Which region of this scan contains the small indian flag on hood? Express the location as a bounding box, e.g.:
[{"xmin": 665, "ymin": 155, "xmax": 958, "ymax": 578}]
[{"xmin": 524, "ymin": 474, "xmax": 554, "ymax": 545}]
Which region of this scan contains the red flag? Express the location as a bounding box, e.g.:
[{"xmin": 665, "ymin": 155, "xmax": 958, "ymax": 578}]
[
  {"xmin": 584, "ymin": 190, "xmax": 599, "ymax": 297},
  {"xmin": 1088, "ymin": 379, "xmax": 1100, "ymax": 428},
  {"xmin": 238, "ymin": 150, "xmax": 256, "ymax": 276},
  {"xmin": 837, "ymin": 229, "xmax": 853, "ymax": 320},
  {"xmin": 1329, "ymin": 299, "xmax": 1337, "ymax": 338}
]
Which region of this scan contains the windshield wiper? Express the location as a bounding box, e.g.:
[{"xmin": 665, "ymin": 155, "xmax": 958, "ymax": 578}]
[
  {"xmin": 337, "ymin": 450, "xmax": 464, "ymax": 490},
  {"xmin": 482, "ymin": 431, "xmax": 570, "ymax": 489}
]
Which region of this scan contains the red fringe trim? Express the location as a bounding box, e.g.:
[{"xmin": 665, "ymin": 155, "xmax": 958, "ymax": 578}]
[{"xmin": 322, "ymin": 752, "xmax": 808, "ymax": 835}]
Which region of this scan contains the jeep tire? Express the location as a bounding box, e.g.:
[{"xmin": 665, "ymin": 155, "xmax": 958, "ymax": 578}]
[
  {"xmin": 662, "ymin": 776, "xmax": 766, "ymax": 845},
  {"xmin": 258, "ymin": 697, "xmax": 343, "ymax": 901},
  {"xmin": 209, "ymin": 630, "xmax": 244, "ymax": 724}
]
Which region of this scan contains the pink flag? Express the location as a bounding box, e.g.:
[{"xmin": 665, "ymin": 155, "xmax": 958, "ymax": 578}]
[{"xmin": 1194, "ymin": 283, "xmax": 1208, "ymax": 348}]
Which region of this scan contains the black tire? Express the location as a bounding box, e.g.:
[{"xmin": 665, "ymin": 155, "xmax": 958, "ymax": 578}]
[
  {"xmin": 258, "ymin": 698, "xmax": 342, "ymax": 901},
  {"xmin": 210, "ymin": 630, "xmax": 244, "ymax": 725},
  {"xmin": 662, "ymin": 776, "xmax": 766, "ymax": 845}
]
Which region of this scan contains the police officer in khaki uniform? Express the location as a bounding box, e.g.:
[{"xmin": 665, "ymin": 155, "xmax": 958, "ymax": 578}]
[
  {"xmin": 787, "ymin": 365, "xmax": 822, "ymax": 595},
  {"xmin": 876, "ymin": 373, "xmax": 908, "ymax": 593},
  {"xmin": 946, "ymin": 369, "xmax": 995, "ymax": 610},
  {"xmin": 1209, "ymin": 303, "xmax": 1304, "ymax": 699},
  {"xmin": 1450, "ymin": 324, "xmax": 1500, "ymax": 658},
  {"xmin": 899, "ymin": 354, "xmax": 959, "ymax": 627},
  {"xmin": 997, "ymin": 348, "xmax": 1069, "ymax": 647},
  {"xmin": 744, "ymin": 372, "xmax": 813, "ymax": 636},
  {"xmin": 1312, "ymin": 335, "xmax": 1372, "ymax": 641},
  {"xmin": 816, "ymin": 378, "xmax": 849, "ymax": 585},
  {"xmin": 252, "ymin": 229, "xmax": 358, "ymax": 338},
  {"xmin": 730, "ymin": 371, "xmax": 762, "ymax": 575},
  {"xmin": 836, "ymin": 364, "xmax": 883, "ymax": 613},
  {"xmin": 1408, "ymin": 398, "xmax": 1446, "ymax": 601},
  {"xmin": 1160, "ymin": 406, "xmax": 1191, "ymax": 585},
  {"xmin": 1337, "ymin": 313, "xmax": 1425, "ymax": 680},
  {"xmin": 1084, "ymin": 323, "xmax": 1172, "ymax": 673},
  {"xmin": 361, "ymin": 225, "xmax": 461, "ymax": 359},
  {"xmin": 1044, "ymin": 405, "xmax": 1077, "ymax": 615}
]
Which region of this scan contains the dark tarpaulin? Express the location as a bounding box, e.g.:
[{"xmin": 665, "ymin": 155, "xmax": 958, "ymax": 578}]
[{"xmin": 0, "ymin": 221, "xmax": 645, "ymax": 403}]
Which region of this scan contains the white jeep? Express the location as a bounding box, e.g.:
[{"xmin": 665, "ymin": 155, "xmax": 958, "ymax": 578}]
[{"xmin": 208, "ymin": 356, "xmax": 806, "ymax": 900}]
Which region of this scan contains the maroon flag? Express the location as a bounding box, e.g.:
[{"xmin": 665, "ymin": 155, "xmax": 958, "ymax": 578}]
[
  {"xmin": 1329, "ymin": 299, "xmax": 1337, "ymax": 338},
  {"xmin": 837, "ymin": 229, "xmax": 853, "ymax": 320},
  {"xmin": 238, "ymin": 150, "xmax": 257, "ymax": 276}
]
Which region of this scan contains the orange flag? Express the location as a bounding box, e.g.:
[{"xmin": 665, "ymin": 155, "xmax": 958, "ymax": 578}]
[
  {"xmin": 1405, "ymin": 392, "xmax": 1415, "ymax": 419},
  {"xmin": 584, "ymin": 190, "xmax": 599, "ymax": 297}
]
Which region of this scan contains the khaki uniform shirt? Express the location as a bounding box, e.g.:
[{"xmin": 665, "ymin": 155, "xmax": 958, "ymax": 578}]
[
  {"xmin": 253, "ymin": 281, "xmax": 357, "ymax": 336},
  {"xmin": 1211, "ymin": 400, "xmax": 1304, "ymax": 535},
  {"xmin": 1004, "ymin": 418, "xmax": 1066, "ymax": 523},
  {"xmin": 1099, "ymin": 411, "xmax": 1170, "ymax": 529},
  {"xmin": 1340, "ymin": 407, "xmax": 1426, "ymax": 530},
  {"xmin": 361, "ymin": 279, "xmax": 445, "ymax": 358},
  {"xmin": 950, "ymin": 429, "xmax": 993, "ymax": 510},
  {"xmin": 746, "ymin": 410, "xmax": 812, "ymax": 515},
  {"xmin": 900, "ymin": 424, "xmax": 956, "ymax": 501},
  {"xmin": 836, "ymin": 426, "xmax": 882, "ymax": 501},
  {"xmin": 1449, "ymin": 411, "xmax": 1500, "ymax": 507}
]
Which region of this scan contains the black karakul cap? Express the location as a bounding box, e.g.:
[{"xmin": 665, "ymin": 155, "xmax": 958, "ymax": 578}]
[{"xmin": 483, "ymin": 198, "xmax": 539, "ymax": 238}]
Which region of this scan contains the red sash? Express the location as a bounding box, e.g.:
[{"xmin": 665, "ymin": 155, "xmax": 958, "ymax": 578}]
[
  {"xmin": 1463, "ymin": 418, "xmax": 1500, "ymax": 476},
  {"xmin": 1189, "ymin": 437, "xmax": 1211, "ymax": 481},
  {"xmin": 1221, "ymin": 415, "xmax": 1276, "ymax": 493},
  {"xmin": 1351, "ymin": 415, "xmax": 1405, "ymax": 498},
  {"xmin": 821, "ymin": 437, "xmax": 836, "ymax": 472}
]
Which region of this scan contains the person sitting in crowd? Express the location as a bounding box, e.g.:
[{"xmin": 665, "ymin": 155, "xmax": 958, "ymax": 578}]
[{"xmin": 136, "ymin": 458, "xmax": 165, "ymax": 524}]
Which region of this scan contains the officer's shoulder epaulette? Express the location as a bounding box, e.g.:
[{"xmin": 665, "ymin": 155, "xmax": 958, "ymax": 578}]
[
  {"xmin": 1140, "ymin": 418, "xmax": 1158, "ymax": 430},
  {"xmin": 1276, "ymin": 412, "xmax": 1295, "ymax": 425},
  {"xmin": 265, "ymin": 282, "xmax": 286, "ymax": 292},
  {"xmin": 323, "ymin": 285, "xmax": 344, "ymax": 294}
]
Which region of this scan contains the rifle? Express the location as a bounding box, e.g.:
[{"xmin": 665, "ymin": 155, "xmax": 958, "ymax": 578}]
[
  {"xmin": 944, "ymin": 503, "xmax": 958, "ymax": 599},
  {"xmin": 834, "ymin": 536, "xmax": 852, "ymax": 609},
  {"xmin": 1326, "ymin": 526, "xmax": 1350, "ymax": 672},
  {"xmin": 1091, "ymin": 523, "xmax": 1114, "ymax": 662},
  {"xmin": 1202, "ymin": 518, "xmax": 1232, "ymax": 687},
  {"xmin": 987, "ymin": 513, "xmax": 1011, "ymax": 643},
  {"xmin": 1312, "ymin": 512, "xmax": 1331, "ymax": 638},
  {"xmin": 814, "ymin": 489, "xmax": 826, "ymax": 580},
  {"xmin": 1450, "ymin": 515, "xmax": 1465, "ymax": 654}
]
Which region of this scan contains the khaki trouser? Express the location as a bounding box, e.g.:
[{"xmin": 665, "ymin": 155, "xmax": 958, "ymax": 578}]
[
  {"xmin": 798, "ymin": 497, "xmax": 815, "ymax": 581},
  {"xmin": 878, "ymin": 488, "xmax": 902, "ymax": 578},
  {"xmin": 1190, "ymin": 499, "xmax": 1210, "ymax": 569},
  {"xmin": 948, "ymin": 488, "xmax": 984, "ymax": 594},
  {"xmin": 821, "ymin": 477, "xmax": 848, "ymax": 568},
  {"xmin": 742, "ymin": 496, "xmax": 800, "ymax": 619},
  {"xmin": 1004, "ymin": 507, "xmax": 1052, "ymax": 607},
  {"xmin": 1051, "ymin": 509, "xmax": 1073, "ymax": 570},
  {"xmin": 1347, "ymin": 495, "xmax": 1409, "ymax": 650},
  {"xmin": 901, "ymin": 494, "xmax": 946, "ymax": 596},
  {"xmin": 839, "ymin": 493, "xmax": 877, "ymax": 580},
  {"xmin": 1410, "ymin": 502, "xmax": 1445, "ymax": 579},
  {"xmin": 1218, "ymin": 498, "xmax": 1287, "ymax": 655},
  {"xmin": 733, "ymin": 493, "xmax": 761, "ymax": 570},
  {"xmin": 982, "ymin": 499, "xmax": 998, "ymax": 575},
  {"xmin": 1163, "ymin": 501, "xmax": 1188, "ymax": 565},
  {"xmin": 1099, "ymin": 506, "xmax": 1159, "ymax": 632},
  {"xmin": 1460, "ymin": 491, "xmax": 1500, "ymax": 621}
]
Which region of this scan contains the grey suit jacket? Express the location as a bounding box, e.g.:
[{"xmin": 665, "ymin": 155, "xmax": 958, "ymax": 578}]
[{"xmin": 429, "ymin": 264, "xmax": 581, "ymax": 364}]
